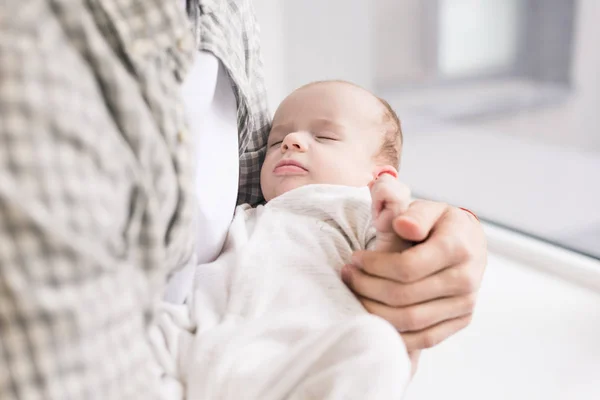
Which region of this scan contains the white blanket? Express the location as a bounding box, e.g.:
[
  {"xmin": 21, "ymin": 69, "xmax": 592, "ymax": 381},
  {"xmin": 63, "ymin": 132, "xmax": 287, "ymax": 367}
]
[{"xmin": 153, "ymin": 184, "xmax": 411, "ymax": 399}]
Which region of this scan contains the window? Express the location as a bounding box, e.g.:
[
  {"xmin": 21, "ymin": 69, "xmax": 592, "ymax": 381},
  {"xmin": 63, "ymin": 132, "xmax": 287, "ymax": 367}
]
[
  {"xmin": 379, "ymin": 0, "xmax": 576, "ymax": 85},
  {"xmin": 376, "ymin": 0, "xmax": 577, "ymax": 119},
  {"xmin": 373, "ymin": 0, "xmax": 599, "ymax": 260},
  {"xmin": 256, "ymin": 0, "xmax": 599, "ymax": 260},
  {"xmin": 438, "ymin": 0, "xmax": 521, "ymax": 78}
]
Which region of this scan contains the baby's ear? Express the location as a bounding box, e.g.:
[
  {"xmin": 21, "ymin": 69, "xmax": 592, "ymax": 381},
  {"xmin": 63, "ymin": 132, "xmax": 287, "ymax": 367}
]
[
  {"xmin": 368, "ymin": 165, "xmax": 398, "ymax": 190},
  {"xmin": 371, "ymin": 165, "xmax": 398, "ymax": 181}
]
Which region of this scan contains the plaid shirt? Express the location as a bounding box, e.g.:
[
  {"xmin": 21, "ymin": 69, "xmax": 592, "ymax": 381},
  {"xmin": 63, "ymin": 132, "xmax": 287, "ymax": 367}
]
[
  {"xmin": 0, "ymin": 0, "xmax": 270, "ymax": 398},
  {"xmin": 187, "ymin": 0, "xmax": 271, "ymax": 206}
]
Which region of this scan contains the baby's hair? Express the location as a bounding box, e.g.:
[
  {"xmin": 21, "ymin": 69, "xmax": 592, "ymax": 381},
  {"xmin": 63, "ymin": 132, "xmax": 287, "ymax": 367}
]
[
  {"xmin": 377, "ymin": 96, "xmax": 403, "ymax": 169},
  {"xmin": 298, "ymin": 80, "xmax": 403, "ymax": 169}
]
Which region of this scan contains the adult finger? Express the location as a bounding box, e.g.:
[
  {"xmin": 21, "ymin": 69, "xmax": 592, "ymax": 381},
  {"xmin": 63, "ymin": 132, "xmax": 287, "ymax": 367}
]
[
  {"xmin": 343, "ymin": 262, "xmax": 476, "ymax": 307},
  {"xmin": 401, "ymin": 315, "xmax": 473, "ymax": 352},
  {"xmin": 358, "ymin": 293, "xmax": 476, "ymax": 333},
  {"xmin": 353, "ymin": 235, "xmax": 454, "ymax": 283},
  {"xmin": 393, "ymin": 199, "xmax": 448, "ymax": 242}
]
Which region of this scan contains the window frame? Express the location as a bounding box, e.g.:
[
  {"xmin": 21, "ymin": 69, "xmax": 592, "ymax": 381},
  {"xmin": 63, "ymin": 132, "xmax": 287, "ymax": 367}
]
[{"xmin": 413, "ymin": 0, "xmax": 577, "ymax": 88}]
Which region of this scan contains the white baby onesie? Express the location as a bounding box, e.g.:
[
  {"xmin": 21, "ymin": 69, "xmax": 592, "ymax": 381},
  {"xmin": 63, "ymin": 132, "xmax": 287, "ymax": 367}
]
[
  {"xmin": 172, "ymin": 184, "xmax": 412, "ymax": 399},
  {"xmin": 153, "ymin": 184, "xmax": 411, "ymax": 399}
]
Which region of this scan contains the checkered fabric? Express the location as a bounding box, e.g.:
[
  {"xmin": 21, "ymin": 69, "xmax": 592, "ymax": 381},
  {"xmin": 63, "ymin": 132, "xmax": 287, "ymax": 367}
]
[
  {"xmin": 0, "ymin": 0, "xmax": 270, "ymax": 398},
  {"xmin": 187, "ymin": 0, "xmax": 271, "ymax": 206}
]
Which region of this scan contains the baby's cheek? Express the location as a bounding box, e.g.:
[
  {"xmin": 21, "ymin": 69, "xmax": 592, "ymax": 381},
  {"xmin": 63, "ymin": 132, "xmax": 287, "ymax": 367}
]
[
  {"xmin": 259, "ymin": 165, "xmax": 272, "ymax": 199},
  {"xmin": 320, "ymin": 164, "xmax": 348, "ymax": 185}
]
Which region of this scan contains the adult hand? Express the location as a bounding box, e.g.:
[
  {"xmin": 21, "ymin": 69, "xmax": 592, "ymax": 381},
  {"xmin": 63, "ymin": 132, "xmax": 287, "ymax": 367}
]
[{"xmin": 342, "ymin": 200, "xmax": 487, "ymax": 352}]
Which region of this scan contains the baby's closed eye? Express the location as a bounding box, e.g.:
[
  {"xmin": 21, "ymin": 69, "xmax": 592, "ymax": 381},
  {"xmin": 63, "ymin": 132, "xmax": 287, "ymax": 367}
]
[{"xmin": 314, "ymin": 132, "xmax": 340, "ymax": 141}]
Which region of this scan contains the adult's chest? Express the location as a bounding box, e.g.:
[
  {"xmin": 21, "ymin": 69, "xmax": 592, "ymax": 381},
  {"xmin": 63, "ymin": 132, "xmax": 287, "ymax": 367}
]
[{"xmin": 63, "ymin": 0, "xmax": 198, "ymax": 274}]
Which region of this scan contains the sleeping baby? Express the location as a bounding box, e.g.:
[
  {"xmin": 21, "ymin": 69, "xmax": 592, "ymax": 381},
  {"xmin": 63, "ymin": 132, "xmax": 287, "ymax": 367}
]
[{"xmin": 156, "ymin": 80, "xmax": 414, "ymax": 400}]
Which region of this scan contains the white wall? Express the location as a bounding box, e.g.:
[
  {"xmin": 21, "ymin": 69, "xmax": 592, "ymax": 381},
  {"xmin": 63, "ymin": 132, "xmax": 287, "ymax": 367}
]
[
  {"xmin": 254, "ymin": 0, "xmax": 374, "ymax": 110},
  {"xmin": 374, "ymin": 0, "xmax": 427, "ymax": 84},
  {"xmin": 253, "ymin": 0, "xmax": 286, "ymax": 113},
  {"xmin": 282, "ymin": 0, "xmax": 374, "ymax": 92},
  {"xmin": 448, "ymin": 0, "xmax": 600, "ymax": 153}
]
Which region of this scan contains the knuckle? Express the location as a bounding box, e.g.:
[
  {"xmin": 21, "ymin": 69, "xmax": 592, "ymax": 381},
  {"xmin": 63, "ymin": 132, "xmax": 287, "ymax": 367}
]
[
  {"xmin": 460, "ymin": 239, "xmax": 476, "ymax": 261},
  {"xmin": 379, "ymin": 185, "xmax": 395, "ymax": 199},
  {"xmin": 452, "ymin": 315, "xmax": 473, "ymax": 335},
  {"xmin": 419, "ymin": 332, "xmax": 439, "ymax": 349},
  {"xmin": 372, "ymin": 185, "xmax": 390, "ymax": 202},
  {"xmin": 452, "ymin": 266, "xmax": 477, "ymax": 293},
  {"xmin": 438, "ymin": 235, "xmax": 457, "ymax": 258},
  {"xmin": 428, "ymin": 200, "xmax": 449, "ymax": 212},
  {"xmin": 466, "ymin": 313, "xmax": 474, "ymax": 326},
  {"xmin": 463, "ymin": 294, "xmax": 477, "ymax": 312},
  {"xmin": 359, "ymin": 253, "xmax": 377, "ymax": 274},
  {"xmin": 395, "ymin": 265, "xmax": 415, "ymax": 283},
  {"xmin": 450, "ymin": 235, "xmax": 471, "ymax": 261},
  {"xmin": 402, "ymin": 308, "xmax": 423, "ymax": 331},
  {"xmin": 388, "ymin": 285, "xmax": 409, "ymax": 307},
  {"xmin": 464, "ymin": 270, "xmax": 479, "ymax": 293},
  {"xmin": 463, "ymin": 313, "xmax": 474, "ymax": 326}
]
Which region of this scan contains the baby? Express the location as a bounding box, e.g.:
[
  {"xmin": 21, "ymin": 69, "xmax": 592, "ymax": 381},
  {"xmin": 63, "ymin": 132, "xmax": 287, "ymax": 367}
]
[
  {"xmin": 160, "ymin": 81, "xmax": 413, "ymax": 400},
  {"xmin": 261, "ymin": 79, "xmax": 409, "ymax": 254}
]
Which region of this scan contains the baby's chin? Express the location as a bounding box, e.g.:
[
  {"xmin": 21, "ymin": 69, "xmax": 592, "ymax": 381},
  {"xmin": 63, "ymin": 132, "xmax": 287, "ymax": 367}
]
[
  {"xmin": 264, "ymin": 178, "xmax": 313, "ymax": 201},
  {"xmin": 264, "ymin": 176, "xmax": 373, "ymax": 201}
]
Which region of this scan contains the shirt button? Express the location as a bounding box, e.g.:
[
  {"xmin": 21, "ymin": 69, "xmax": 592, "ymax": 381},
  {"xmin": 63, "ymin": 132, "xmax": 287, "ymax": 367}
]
[
  {"xmin": 177, "ymin": 34, "xmax": 194, "ymax": 52},
  {"xmin": 177, "ymin": 127, "xmax": 189, "ymax": 144}
]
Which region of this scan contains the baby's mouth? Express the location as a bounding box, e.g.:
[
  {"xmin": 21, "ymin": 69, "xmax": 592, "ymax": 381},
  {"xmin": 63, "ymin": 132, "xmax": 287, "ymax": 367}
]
[{"xmin": 274, "ymin": 159, "xmax": 308, "ymax": 175}]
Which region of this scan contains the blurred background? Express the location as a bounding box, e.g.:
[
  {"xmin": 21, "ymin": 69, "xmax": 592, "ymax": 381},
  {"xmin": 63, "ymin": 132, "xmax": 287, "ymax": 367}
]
[
  {"xmin": 253, "ymin": 1, "xmax": 600, "ymax": 399},
  {"xmin": 255, "ymin": 0, "xmax": 599, "ymax": 259}
]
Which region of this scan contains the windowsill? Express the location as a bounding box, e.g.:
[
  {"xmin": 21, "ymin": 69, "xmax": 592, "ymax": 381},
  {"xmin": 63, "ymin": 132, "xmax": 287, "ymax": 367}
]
[
  {"xmin": 377, "ymin": 77, "xmax": 570, "ymax": 121},
  {"xmin": 484, "ymin": 222, "xmax": 600, "ymax": 293},
  {"xmin": 387, "ymin": 107, "xmax": 600, "ymax": 259},
  {"xmin": 406, "ymin": 244, "xmax": 600, "ymax": 400}
]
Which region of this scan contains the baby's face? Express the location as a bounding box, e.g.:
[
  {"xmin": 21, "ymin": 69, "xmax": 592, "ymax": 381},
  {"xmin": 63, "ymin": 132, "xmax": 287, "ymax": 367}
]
[{"xmin": 261, "ymin": 82, "xmax": 386, "ymax": 201}]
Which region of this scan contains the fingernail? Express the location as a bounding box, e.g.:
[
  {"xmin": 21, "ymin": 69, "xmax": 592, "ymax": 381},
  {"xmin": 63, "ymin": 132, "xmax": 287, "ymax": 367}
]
[
  {"xmin": 351, "ymin": 252, "xmax": 362, "ymax": 267},
  {"xmin": 341, "ymin": 265, "xmax": 353, "ymax": 287},
  {"xmin": 397, "ymin": 215, "xmax": 417, "ymax": 227}
]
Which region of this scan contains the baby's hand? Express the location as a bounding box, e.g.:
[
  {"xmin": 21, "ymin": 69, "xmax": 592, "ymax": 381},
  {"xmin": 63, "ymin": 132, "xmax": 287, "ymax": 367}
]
[{"xmin": 369, "ymin": 166, "xmax": 412, "ymax": 253}]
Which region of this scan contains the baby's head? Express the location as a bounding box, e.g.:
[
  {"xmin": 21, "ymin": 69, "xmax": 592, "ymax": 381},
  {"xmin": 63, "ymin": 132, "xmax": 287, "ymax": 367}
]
[{"xmin": 261, "ymin": 80, "xmax": 402, "ymax": 201}]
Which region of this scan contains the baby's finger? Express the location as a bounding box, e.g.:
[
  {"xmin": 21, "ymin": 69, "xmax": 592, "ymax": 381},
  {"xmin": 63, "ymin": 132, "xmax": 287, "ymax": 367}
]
[{"xmin": 370, "ymin": 177, "xmax": 411, "ymax": 214}]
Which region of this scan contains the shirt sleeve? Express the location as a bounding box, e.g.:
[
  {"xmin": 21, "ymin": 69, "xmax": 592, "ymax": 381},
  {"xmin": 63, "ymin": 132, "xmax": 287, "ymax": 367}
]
[
  {"xmin": 0, "ymin": 3, "xmax": 162, "ymax": 398},
  {"xmin": 186, "ymin": 0, "xmax": 272, "ymax": 206}
]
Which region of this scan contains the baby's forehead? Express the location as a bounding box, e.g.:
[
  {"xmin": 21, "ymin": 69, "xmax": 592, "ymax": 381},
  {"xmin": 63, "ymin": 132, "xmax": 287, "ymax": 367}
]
[
  {"xmin": 276, "ymin": 81, "xmax": 386, "ymax": 125},
  {"xmin": 298, "ymin": 80, "xmax": 376, "ymax": 102}
]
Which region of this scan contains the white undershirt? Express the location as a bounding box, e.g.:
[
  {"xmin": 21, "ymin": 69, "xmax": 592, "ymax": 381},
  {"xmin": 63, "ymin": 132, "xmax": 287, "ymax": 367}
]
[{"xmin": 164, "ymin": 51, "xmax": 239, "ymax": 303}]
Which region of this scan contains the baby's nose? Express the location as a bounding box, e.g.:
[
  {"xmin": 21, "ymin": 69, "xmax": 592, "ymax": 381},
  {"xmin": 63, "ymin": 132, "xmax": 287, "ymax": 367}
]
[{"xmin": 282, "ymin": 132, "xmax": 308, "ymax": 152}]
